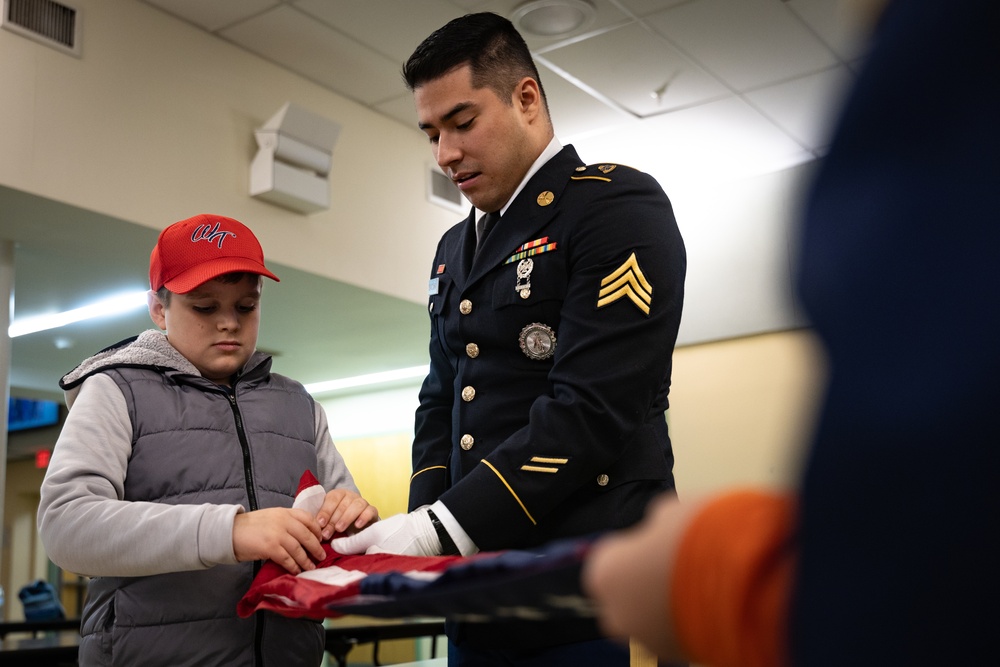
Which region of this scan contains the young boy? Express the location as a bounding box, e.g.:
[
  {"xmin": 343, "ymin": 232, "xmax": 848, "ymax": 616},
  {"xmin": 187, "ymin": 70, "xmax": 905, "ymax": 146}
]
[{"xmin": 37, "ymin": 213, "xmax": 378, "ymax": 666}]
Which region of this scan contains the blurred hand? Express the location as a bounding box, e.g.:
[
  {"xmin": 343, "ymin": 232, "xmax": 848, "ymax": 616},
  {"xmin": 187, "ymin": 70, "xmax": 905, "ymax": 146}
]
[
  {"xmin": 232, "ymin": 507, "xmax": 326, "ymax": 574},
  {"xmin": 582, "ymin": 493, "xmax": 704, "ymax": 658},
  {"xmin": 330, "ymin": 509, "xmax": 439, "ymax": 556},
  {"xmin": 317, "ymin": 488, "xmax": 379, "ymax": 540}
]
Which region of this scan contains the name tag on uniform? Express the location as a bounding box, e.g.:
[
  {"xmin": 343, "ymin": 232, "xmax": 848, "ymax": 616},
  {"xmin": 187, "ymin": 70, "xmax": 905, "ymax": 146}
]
[{"xmin": 428, "ymin": 277, "xmax": 440, "ymax": 295}]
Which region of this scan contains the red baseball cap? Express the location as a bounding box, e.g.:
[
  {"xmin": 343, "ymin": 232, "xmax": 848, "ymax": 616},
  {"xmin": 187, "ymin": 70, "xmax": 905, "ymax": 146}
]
[{"xmin": 149, "ymin": 214, "xmax": 280, "ymax": 293}]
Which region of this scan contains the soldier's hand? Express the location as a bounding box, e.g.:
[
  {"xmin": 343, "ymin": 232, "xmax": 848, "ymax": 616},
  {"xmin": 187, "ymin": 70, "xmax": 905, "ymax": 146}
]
[{"xmin": 330, "ymin": 509, "xmax": 439, "ymax": 556}]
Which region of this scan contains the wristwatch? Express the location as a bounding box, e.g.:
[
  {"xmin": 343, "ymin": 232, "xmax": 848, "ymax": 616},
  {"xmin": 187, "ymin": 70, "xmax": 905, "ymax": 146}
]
[{"xmin": 426, "ymin": 507, "xmax": 461, "ymax": 556}]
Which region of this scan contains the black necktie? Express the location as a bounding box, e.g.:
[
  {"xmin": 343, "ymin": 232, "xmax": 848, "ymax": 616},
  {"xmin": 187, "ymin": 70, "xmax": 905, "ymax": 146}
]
[{"xmin": 476, "ymin": 211, "xmax": 500, "ymax": 253}]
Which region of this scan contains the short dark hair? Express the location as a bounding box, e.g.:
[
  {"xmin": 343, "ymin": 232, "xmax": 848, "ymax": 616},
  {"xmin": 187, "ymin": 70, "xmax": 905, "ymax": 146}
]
[{"xmin": 403, "ymin": 12, "xmax": 548, "ymax": 112}]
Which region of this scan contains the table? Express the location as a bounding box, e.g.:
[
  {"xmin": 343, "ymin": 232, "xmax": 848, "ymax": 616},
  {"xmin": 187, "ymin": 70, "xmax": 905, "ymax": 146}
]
[
  {"xmin": 0, "ymin": 618, "xmax": 81, "ymax": 639},
  {"xmin": 0, "ymin": 616, "xmax": 446, "ymax": 666},
  {"xmin": 325, "ymin": 617, "xmax": 446, "ymax": 667},
  {"xmin": 0, "ymin": 630, "xmax": 80, "ymax": 667}
]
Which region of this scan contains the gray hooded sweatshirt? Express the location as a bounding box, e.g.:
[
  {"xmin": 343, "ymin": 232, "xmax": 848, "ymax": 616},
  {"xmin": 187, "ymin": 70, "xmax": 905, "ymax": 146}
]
[{"xmin": 38, "ymin": 330, "xmax": 359, "ymax": 666}]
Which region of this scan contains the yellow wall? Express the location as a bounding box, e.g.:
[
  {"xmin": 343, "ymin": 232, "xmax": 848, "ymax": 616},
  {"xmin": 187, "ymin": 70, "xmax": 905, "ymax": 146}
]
[
  {"xmin": 335, "ymin": 434, "xmax": 413, "ymax": 518},
  {"xmin": 670, "ymin": 328, "xmax": 826, "ymax": 496},
  {"xmin": 1, "ymin": 459, "xmax": 48, "ymax": 621}
]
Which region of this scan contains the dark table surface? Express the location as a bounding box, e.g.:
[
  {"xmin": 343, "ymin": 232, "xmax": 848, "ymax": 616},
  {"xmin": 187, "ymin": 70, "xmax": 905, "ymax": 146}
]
[{"xmin": 0, "ymin": 616, "xmax": 444, "ymax": 667}]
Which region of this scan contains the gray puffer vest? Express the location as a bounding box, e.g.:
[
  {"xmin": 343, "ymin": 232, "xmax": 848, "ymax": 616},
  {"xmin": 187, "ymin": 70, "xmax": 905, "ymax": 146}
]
[{"xmin": 65, "ymin": 332, "xmax": 325, "ymax": 666}]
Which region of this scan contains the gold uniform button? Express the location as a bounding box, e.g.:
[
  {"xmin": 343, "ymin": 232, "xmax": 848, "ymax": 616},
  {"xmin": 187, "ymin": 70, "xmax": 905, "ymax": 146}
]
[
  {"xmin": 461, "ymin": 386, "xmax": 476, "ymax": 402},
  {"xmin": 459, "ymin": 299, "xmax": 473, "ymax": 315},
  {"xmin": 466, "ymin": 343, "xmax": 480, "ymax": 358},
  {"xmin": 460, "ymin": 434, "xmax": 474, "ymax": 450},
  {"xmin": 596, "ymin": 474, "xmax": 610, "ymax": 487}
]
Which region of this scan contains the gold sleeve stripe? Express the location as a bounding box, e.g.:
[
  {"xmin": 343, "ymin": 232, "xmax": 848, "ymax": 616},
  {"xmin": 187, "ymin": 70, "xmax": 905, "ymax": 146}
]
[
  {"xmin": 409, "ymin": 465, "xmax": 447, "ymax": 482},
  {"xmin": 521, "ymin": 465, "xmax": 560, "ymax": 473},
  {"xmin": 570, "ymin": 175, "xmax": 612, "ymax": 182},
  {"xmin": 530, "ymin": 456, "xmax": 569, "ymax": 464},
  {"xmin": 482, "ymin": 460, "xmax": 537, "ymax": 525}
]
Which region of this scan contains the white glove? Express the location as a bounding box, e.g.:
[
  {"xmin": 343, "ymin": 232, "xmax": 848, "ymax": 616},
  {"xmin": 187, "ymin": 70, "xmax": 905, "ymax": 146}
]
[{"xmin": 330, "ymin": 508, "xmax": 439, "ymax": 556}]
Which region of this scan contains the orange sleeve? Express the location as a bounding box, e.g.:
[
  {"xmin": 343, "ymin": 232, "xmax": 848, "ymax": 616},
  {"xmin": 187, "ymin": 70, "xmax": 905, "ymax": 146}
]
[{"xmin": 670, "ymin": 490, "xmax": 797, "ymax": 667}]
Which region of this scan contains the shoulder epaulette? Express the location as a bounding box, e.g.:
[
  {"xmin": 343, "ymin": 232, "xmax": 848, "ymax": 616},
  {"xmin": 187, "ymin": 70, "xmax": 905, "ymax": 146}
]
[{"xmin": 569, "ymin": 163, "xmax": 635, "ymax": 183}]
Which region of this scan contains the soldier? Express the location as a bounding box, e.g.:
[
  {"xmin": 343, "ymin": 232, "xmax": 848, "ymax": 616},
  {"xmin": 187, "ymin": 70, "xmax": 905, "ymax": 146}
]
[{"xmin": 333, "ymin": 12, "xmax": 686, "ymax": 666}]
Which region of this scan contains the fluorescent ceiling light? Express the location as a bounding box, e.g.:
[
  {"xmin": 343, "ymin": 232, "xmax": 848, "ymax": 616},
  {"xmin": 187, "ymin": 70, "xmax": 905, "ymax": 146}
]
[
  {"xmin": 305, "ymin": 365, "xmax": 429, "ymax": 396},
  {"xmin": 8, "ymin": 289, "xmax": 426, "ymax": 398},
  {"xmin": 8, "ymin": 290, "xmax": 149, "ymax": 337}
]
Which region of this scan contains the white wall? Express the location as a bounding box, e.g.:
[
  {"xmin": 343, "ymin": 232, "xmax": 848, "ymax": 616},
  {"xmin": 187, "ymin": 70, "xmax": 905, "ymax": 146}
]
[
  {"xmin": 0, "ymin": 0, "xmax": 456, "ymax": 305},
  {"xmin": 319, "ymin": 385, "xmax": 420, "ymax": 441}
]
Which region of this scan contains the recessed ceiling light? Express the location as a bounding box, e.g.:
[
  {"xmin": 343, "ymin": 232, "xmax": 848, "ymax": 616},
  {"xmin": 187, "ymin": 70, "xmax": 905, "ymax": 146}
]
[{"xmin": 511, "ymin": 0, "xmax": 596, "ymax": 38}]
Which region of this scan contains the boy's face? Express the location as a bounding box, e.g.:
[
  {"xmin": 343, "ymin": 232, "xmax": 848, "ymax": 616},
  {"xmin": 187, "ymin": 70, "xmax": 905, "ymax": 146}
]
[{"xmin": 148, "ymin": 275, "xmax": 263, "ymax": 386}]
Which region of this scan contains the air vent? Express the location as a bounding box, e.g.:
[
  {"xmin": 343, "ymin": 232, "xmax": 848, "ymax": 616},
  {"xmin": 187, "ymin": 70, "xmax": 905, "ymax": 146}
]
[
  {"xmin": 1, "ymin": 0, "xmax": 81, "ymax": 57},
  {"xmin": 427, "ymin": 167, "xmax": 466, "ymax": 214}
]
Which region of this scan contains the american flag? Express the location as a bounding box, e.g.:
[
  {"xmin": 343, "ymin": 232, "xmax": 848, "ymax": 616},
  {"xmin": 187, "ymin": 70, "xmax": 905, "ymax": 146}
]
[{"xmin": 237, "ymin": 472, "xmax": 596, "ymax": 622}]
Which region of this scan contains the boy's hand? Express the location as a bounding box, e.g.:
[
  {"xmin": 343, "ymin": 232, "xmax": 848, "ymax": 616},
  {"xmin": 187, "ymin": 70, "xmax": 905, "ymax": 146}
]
[
  {"xmin": 233, "ymin": 507, "xmax": 326, "ymax": 574},
  {"xmin": 317, "ymin": 489, "xmax": 379, "ymax": 540}
]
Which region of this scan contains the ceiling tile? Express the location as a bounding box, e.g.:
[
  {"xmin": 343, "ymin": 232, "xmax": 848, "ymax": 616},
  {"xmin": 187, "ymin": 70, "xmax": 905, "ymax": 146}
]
[
  {"xmin": 540, "ymin": 21, "xmax": 730, "ymax": 118},
  {"xmin": 447, "ymin": 0, "xmax": 493, "ymax": 9},
  {"xmin": 573, "ymin": 96, "xmax": 813, "ymax": 188},
  {"xmin": 293, "ymin": 0, "xmax": 466, "ymax": 64},
  {"xmin": 644, "ymin": 0, "xmax": 839, "ymax": 91},
  {"xmin": 476, "ymin": 0, "xmax": 633, "ymax": 51},
  {"xmin": 373, "ymin": 92, "xmax": 422, "ymax": 131},
  {"xmin": 536, "ymin": 62, "xmax": 637, "ymax": 141},
  {"xmin": 615, "ymin": 0, "xmax": 691, "ymax": 18},
  {"xmin": 786, "ymin": 0, "xmax": 875, "ymax": 62},
  {"xmin": 220, "ymin": 5, "xmax": 406, "ymax": 105},
  {"xmin": 744, "ymin": 65, "xmax": 855, "ymax": 152},
  {"xmin": 141, "ymin": 0, "xmax": 280, "ymax": 32}
]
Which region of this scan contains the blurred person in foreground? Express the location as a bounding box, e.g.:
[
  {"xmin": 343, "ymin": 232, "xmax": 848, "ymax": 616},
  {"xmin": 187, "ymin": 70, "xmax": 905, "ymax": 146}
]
[{"xmin": 583, "ymin": 0, "xmax": 999, "ymax": 665}]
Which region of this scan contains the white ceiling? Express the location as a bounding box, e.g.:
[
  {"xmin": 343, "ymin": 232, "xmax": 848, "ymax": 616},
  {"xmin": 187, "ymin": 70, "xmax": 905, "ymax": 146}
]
[{"xmin": 139, "ymin": 0, "xmax": 867, "ymax": 184}]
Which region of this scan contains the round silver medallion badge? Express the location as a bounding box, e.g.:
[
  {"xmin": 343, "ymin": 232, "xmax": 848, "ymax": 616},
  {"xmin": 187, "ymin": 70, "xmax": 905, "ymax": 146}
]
[{"xmin": 518, "ymin": 323, "xmax": 557, "ymax": 360}]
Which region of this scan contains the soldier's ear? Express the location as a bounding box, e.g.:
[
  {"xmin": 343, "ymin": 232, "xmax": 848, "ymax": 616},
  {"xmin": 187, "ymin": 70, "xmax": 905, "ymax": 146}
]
[{"xmin": 514, "ymin": 77, "xmax": 543, "ymax": 121}]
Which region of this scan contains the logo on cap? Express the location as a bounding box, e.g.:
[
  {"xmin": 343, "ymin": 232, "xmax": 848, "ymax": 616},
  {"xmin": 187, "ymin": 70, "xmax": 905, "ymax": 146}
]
[{"xmin": 191, "ymin": 221, "xmax": 237, "ymax": 249}]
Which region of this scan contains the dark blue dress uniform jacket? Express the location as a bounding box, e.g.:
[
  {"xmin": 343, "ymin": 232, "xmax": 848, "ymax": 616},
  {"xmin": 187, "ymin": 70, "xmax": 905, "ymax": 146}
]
[
  {"xmin": 408, "ymin": 144, "xmax": 685, "ymax": 649},
  {"xmin": 791, "ymin": 0, "xmax": 999, "ymax": 664}
]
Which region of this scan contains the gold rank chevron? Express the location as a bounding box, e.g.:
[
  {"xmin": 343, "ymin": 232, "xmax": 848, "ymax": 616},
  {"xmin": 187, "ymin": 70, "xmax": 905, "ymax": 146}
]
[{"xmin": 597, "ymin": 252, "xmax": 653, "ymax": 315}]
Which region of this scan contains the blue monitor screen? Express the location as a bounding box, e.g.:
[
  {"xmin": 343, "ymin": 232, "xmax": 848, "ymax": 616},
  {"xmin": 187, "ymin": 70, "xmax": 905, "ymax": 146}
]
[{"xmin": 7, "ymin": 397, "xmax": 60, "ymax": 432}]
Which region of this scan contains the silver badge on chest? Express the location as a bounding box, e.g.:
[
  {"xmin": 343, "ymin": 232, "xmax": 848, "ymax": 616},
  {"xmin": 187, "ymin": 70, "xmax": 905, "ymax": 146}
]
[
  {"xmin": 519, "ymin": 322, "xmax": 557, "ymax": 361},
  {"xmin": 515, "ymin": 258, "xmax": 533, "ymax": 299}
]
